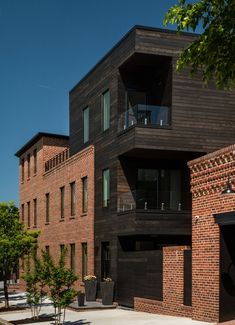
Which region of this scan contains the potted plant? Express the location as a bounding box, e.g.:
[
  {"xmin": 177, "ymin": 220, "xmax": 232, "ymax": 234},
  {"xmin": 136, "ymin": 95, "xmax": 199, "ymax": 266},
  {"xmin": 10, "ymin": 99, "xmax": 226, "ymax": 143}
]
[
  {"xmin": 84, "ymin": 275, "xmax": 97, "ymax": 301},
  {"xmin": 77, "ymin": 291, "xmax": 85, "ymax": 306},
  {"xmin": 100, "ymin": 277, "xmax": 115, "ymax": 305}
]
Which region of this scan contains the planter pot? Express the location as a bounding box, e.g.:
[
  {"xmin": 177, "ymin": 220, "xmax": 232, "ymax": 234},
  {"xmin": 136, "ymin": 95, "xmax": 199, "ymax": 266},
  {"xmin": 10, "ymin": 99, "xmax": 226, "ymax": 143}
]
[
  {"xmin": 78, "ymin": 292, "xmax": 85, "ymax": 306},
  {"xmin": 100, "ymin": 281, "xmax": 115, "ymax": 305},
  {"xmin": 84, "ymin": 280, "xmax": 97, "ymax": 301}
]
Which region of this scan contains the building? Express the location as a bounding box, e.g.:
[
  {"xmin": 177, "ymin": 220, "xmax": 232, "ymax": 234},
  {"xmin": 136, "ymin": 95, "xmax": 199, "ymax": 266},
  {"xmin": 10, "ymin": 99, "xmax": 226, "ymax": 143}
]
[
  {"xmin": 16, "ymin": 26, "xmax": 235, "ymax": 320},
  {"xmin": 15, "ymin": 133, "xmax": 95, "ymax": 287}
]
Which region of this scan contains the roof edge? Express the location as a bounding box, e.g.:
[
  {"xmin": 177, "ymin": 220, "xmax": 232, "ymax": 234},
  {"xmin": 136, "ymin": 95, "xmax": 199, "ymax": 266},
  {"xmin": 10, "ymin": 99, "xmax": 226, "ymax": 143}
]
[
  {"xmin": 69, "ymin": 25, "xmax": 199, "ymax": 94},
  {"xmin": 15, "ymin": 132, "xmax": 69, "ymax": 157}
]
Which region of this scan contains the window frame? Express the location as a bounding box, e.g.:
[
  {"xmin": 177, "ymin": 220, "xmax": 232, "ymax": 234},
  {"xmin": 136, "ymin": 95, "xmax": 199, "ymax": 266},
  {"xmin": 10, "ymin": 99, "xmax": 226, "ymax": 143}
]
[
  {"xmin": 82, "ymin": 176, "xmax": 88, "ymax": 213},
  {"xmin": 83, "ymin": 106, "xmax": 90, "ymax": 144},
  {"xmin": 33, "ymin": 198, "xmax": 37, "ymax": 227},
  {"xmin": 102, "ymin": 168, "xmax": 110, "ymax": 208},
  {"xmin": 46, "ymin": 193, "xmax": 50, "ymax": 223},
  {"xmin": 60, "ymin": 186, "xmax": 65, "ymax": 219},
  {"xmin": 103, "ymin": 89, "xmax": 110, "ymax": 131},
  {"xmin": 70, "ymin": 182, "xmax": 76, "ymax": 216}
]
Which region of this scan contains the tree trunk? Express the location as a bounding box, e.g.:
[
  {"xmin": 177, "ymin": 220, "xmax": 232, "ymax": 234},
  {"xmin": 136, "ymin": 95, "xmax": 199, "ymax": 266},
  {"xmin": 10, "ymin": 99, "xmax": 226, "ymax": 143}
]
[{"xmin": 3, "ymin": 278, "xmax": 9, "ymax": 308}]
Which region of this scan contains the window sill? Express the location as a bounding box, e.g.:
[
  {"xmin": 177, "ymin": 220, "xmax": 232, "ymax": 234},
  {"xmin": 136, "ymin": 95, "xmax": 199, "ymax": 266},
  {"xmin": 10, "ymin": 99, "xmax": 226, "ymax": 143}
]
[
  {"xmin": 59, "ymin": 218, "xmax": 65, "ymax": 222},
  {"xmin": 33, "ymin": 225, "xmax": 37, "ymax": 228},
  {"xmin": 27, "ymin": 178, "xmax": 31, "ymax": 181},
  {"xmin": 81, "ymin": 213, "xmax": 87, "ymax": 217},
  {"xmin": 69, "ymin": 216, "xmax": 75, "ymax": 220},
  {"xmin": 45, "ymin": 222, "xmax": 50, "ymax": 225}
]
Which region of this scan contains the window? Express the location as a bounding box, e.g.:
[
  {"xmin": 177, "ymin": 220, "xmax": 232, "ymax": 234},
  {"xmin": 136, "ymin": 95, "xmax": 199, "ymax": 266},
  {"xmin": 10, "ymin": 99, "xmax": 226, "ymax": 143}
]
[
  {"xmin": 82, "ymin": 243, "xmax": 88, "ymax": 280},
  {"xmin": 46, "ymin": 193, "xmax": 50, "ymax": 223},
  {"xmin": 33, "ymin": 198, "xmax": 37, "ymax": 227},
  {"xmin": 70, "ymin": 244, "xmax": 76, "ymax": 272},
  {"xmin": 82, "ymin": 177, "xmax": 88, "ymax": 213},
  {"xmin": 27, "ymin": 201, "xmax": 30, "ymax": 228},
  {"xmin": 21, "ymin": 158, "xmax": 24, "ymax": 182},
  {"xmin": 102, "ymin": 169, "xmax": 110, "ymax": 207},
  {"xmin": 60, "ymin": 244, "xmax": 65, "ymax": 256},
  {"xmin": 33, "ymin": 149, "xmax": 37, "ymax": 174},
  {"xmin": 101, "ymin": 242, "xmax": 111, "ymax": 279},
  {"xmin": 103, "ymin": 90, "xmax": 110, "ymax": 131},
  {"xmin": 21, "ymin": 204, "xmax": 24, "ymax": 223},
  {"xmin": 27, "ymin": 154, "xmax": 30, "ymax": 178},
  {"xmin": 70, "ymin": 182, "xmax": 76, "ymax": 216},
  {"xmin": 60, "ymin": 186, "xmax": 65, "ymax": 219},
  {"xmin": 45, "ymin": 246, "xmax": 50, "ymax": 254},
  {"xmin": 83, "ymin": 107, "xmax": 89, "ymax": 143}
]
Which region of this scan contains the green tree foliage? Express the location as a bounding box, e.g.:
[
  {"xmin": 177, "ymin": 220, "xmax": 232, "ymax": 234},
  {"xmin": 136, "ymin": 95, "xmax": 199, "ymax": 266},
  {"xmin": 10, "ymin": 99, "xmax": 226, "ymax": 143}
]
[
  {"xmin": 164, "ymin": 0, "xmax": 235, "ymax": 89},
  {"xmin": 0, "ymin": 202, "xmax": 39, "ymax": 308},
  {"xmin": 41, "ymin": 249, "xmax": 78, "ymax": 325}
]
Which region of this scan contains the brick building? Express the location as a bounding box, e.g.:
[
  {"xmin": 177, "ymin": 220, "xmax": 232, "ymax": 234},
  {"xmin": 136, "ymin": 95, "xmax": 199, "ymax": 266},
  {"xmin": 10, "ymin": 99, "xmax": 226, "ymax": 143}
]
[{"xmin": 15, "ymin": 133, "xmax": 95, "ymax": 287}]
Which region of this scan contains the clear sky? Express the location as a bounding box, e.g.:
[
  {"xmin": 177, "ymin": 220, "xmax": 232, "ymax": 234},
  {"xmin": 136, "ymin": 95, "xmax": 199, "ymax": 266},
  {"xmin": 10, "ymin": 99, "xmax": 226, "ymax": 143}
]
[{"xmin": 0, "ymin": 0, "xmax": 200, "ymax": 205}]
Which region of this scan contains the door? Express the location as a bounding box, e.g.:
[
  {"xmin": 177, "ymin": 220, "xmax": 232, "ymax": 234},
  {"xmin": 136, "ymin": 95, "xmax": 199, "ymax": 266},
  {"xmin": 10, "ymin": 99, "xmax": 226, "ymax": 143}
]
[{"xmin": 220, "ymin": 225, "xmax": 235, "ymax": 322}]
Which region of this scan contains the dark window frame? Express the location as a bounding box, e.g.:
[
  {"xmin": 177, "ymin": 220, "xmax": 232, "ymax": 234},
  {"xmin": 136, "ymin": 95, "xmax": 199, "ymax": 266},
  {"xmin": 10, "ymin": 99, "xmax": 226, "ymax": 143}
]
[
  {"xmin": 33, "ymin": 149, "xmax": 37, "ymax": 174},
  {"xmin": 33, "ymin": 198, "xmax": 37, "ymax": 227},
  {"xmin": 21, "ymin": 158, "xmax": 25, "ymax": 182},
  {"xmin": 70, "ymin": 182, "xmax": 76, "ymax": 216},
  {"xmin": 82, "ymin": 176, "xmax": 88, "ymax": 213},
  {"xmin": 102, "ymin": 168, "xmax": 110, "ymax": 208},
  {"xmin": 21, "ymin": 203, "xmax": 24, "ymax": 223},
  {"xmin": 82, "ymin": 242, "xmax": 88, "ymax": 280},
  {"xmin": 70, "ymin": 243, "xmax": 76, "ymax": 272},
  {"xmin": 83, "ymin": 106, "xmax": 90, "ymax": 144},
  {"xmin": 60, "ymin": 186, "xmax": 65, "ymax": 219},
  {"xmin": 27, "ymin": 201, "xmax": 30, "ymax": 228},
  {"xmin": 46, "ymin": 193, "xmax": 50, "ymax": 223},
  {"xmin": 102, "ymin": 89, "xmax": 110, "ymax": 131},
  {"xmin": 27, "ymin": 154, "xmax": 30, "ymax": 179}
]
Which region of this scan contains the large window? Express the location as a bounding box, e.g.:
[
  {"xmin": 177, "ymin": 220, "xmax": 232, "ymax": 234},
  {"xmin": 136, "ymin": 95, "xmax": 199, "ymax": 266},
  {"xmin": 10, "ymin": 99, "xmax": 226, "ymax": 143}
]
[
  {"xmin": 82, "ymin": 243, "xmax": 88, "ymax": 280},
  {"xmin": 101, "ymin": 242, "xmax": 111, "ymax": 279},
  {"xmin": 83, "ymin": 107, "xmax": 89, "ymax": 143},
  {"xmin": 103, "ymin": 90, "xmax": 110, "ymax": 131},
  {"xmin": 60, "ymin": 186, "xmax": 65, "ymax": 219},
  {"xmin": 27, "ymin": 201, "xmax": 30, "ymax": 228},
  {"xmin": 33, "ymin": 198, "xmax": 37, "ymax": 227},
  {"xmin": 70, "ymin": 243, "xmax": 76, "ymax": 272},
  {"xmin": 70, "ymin": 182, "xmax": 76, "ymax": 216},
  {"xmin": 82, "ymin": 177, "xmax": 88, "ymax": 213},
  {"xmin": 102, "ymin": 169, "xmax": 110, "ymax": 208},
  {"xmin": 21, "ymin": 158, "xmax": 25, "ymax": 182},
  {"xmin": 27, "ymin": 154, "xmax": 30, "ymax": 178},
  {"xmin": 33, "ymin": 149, "xmax": 37, "ymax": 174},
  {"xmin": 46, "ymin": 193, "xmax": 50, "ymax": 223},
  {"xmin": 137, "ymin": 168, "xmax": 181, "ymax": 210}
]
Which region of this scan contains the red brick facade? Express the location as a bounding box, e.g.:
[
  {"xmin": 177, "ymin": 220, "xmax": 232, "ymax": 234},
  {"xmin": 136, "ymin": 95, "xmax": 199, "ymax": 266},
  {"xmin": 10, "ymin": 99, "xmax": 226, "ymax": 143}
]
[
  {"xmin": 135, "ymin": 246, "xmax": 192, "ymax": 318},
  {"xmin": 18, "ymin": 134, "xmax": 95, "ymax": 289},
  {"xmin": 189, "ymin": 144, "xmax": 235, "ymax": 323}
]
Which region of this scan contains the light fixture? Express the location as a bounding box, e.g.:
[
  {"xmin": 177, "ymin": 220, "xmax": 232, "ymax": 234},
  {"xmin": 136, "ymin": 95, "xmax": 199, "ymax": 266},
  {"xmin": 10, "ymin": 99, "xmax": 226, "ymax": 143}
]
[{"xmin": 221, "ymin": 176, "xmax": 235, "ymax": 195}]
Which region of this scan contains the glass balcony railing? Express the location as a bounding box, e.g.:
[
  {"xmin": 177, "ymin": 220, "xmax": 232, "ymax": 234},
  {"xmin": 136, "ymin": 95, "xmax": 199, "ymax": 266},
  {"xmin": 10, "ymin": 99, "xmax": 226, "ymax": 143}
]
[
  {"xmin": 118, "ymin": 104, "xmax": 170, "ymax": 132},
  {"xmin": 117, "ymin": 190, "xmax": 191, "ymax": 213}
]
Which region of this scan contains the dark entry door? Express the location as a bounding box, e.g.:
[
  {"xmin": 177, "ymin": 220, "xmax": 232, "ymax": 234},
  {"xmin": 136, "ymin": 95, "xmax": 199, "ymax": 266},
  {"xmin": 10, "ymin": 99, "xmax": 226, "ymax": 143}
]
[
  {"xmin": 220, "ymin": 225, "xmax": 235, "ymax": 322},
  {"xmin": 117, "ymin": 249, "xmax": 163, "ymax": 307}
]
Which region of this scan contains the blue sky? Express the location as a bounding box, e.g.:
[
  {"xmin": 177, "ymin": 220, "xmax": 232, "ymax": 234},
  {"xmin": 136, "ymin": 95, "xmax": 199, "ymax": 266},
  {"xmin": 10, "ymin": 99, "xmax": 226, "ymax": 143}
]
[{"xmin": 0, "ymin": 0, "xmax": 200, "ymax": 205}]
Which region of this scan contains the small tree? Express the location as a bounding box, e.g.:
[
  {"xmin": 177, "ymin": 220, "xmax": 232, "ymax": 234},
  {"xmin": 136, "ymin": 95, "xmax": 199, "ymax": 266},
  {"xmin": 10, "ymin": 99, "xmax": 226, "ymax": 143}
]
[
  {"xmin": 22, "ymin": 252, "xmax": 47, "ymax": 319},
  {"xmin": 42, "ymin": 249, "xmax": 78, "ymax": 325},
  {"xmin": 0, "ymin": 202, "xmax": 39, "ymax": 308}
]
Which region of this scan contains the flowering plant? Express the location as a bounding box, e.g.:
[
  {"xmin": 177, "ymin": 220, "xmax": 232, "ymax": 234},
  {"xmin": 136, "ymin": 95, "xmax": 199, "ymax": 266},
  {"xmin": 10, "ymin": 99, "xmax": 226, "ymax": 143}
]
[
  {"xmin": 84, "ymin": 275, "xmax": 97, "ymax": 281},
  {"xmin": 103, "ymin": 277, "xmax": 112, "ymax": 282}
]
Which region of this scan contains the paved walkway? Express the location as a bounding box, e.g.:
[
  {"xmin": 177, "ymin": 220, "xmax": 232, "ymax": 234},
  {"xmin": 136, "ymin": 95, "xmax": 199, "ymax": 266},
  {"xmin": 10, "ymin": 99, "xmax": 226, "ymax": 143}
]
[{"xmin": 0, "ymin": 292, "xmax": 214, "ymax": 325}]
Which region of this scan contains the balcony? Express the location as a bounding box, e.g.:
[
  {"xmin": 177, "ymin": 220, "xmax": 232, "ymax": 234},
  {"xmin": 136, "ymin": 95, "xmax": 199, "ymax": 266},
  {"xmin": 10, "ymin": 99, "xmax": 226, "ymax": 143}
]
[
  {"xmin": 118, "ymin": 104, "xmax": 170, "ymax": 133},
  {"xmin": 117, "ymin": 190, "xmax": 191, "ymax": 213}
]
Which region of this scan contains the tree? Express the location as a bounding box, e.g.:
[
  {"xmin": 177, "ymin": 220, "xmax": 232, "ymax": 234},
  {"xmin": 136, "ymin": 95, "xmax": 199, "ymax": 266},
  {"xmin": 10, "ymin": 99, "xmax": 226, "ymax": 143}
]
[
  {"xmin": 0, "ymin": 202, "xmax": 39, "ymax": 308},
  {"xmin": 42, "ymin": 249, "xmax": 78, "ymax": 325},
  {"xmin": 164, "ymin": 0, "xmax": 235, "ymax": 90}
]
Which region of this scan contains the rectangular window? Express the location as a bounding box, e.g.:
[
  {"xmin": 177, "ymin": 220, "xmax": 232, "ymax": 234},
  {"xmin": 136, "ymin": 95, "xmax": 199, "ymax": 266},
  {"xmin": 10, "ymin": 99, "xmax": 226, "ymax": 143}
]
[
  {"xmin": 21, "ymin": 158, "xmax": 24, "ymax": 182},
  {"xmin": 103, "ymin": 90, "xmax": 110, "ymax": 131},
  {"xmin": 70, "ymin": 243, "xmax": 76, "ymax": 272},
  {"xmin": 33, "ymin": 198, "xmax": 37, "ymax": 227},
  {"xmin": 27, "ymin": 154, "xmax": 30, "ymax": 178},
  {"xmin": 82, "ymin": 177, "xmax": 88, "ymax": 213},
  {"xmin": 21, "ymin": 204, "xmax": 24, "ymax": 223},
  {"xmin": 82, "ymin": 243, "xmax": 88, "ymax": 280},
  {"xmin": 70, "ymin": 182, "xmax": 76, "ymax": 216},
  {"xmin": 102, "ymin": 169, "xmax": 110, "ymax": 208},
  {"xmin": 45, "ymin": 246, "xmax": 50, "ymax": 254},
  {"xmin": 46, "ymin": 193, "xmax": 50, "ymax": 223},
  {"xmin": 60, "ymin": 244, "xmax": 65, "ymax": 256},
  {"xmin": 60, "ymin": 186, "xmax": 65, "ymax": 219},
  {"xmin": 33, "ymin": 149, "xmax": 37, "ymax": 174},
  {"xmin": 101, "ymin": 242, "xmax": 111, "ymax": 279},
  {"xmin": 27, "ymin": 201, "xmax": 30, "ymax": 228},
  {"xmin": 83, "ymin": 107, "xmax": 89, "ymax": 143}
]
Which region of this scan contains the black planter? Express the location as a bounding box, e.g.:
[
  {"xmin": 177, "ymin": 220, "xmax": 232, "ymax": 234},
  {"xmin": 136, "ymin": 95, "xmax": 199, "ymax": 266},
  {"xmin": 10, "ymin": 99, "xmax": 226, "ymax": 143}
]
[
  {"xmin": 78, "ymin": 292, "xmax": 85, "ymax": 306},
  {"xmin": 100, "ymin": 281, "xmax": 115, "ymax": 305},
  {"xmin": 84, "ymin": 280, "xmax": 97, "ymax": 301}
]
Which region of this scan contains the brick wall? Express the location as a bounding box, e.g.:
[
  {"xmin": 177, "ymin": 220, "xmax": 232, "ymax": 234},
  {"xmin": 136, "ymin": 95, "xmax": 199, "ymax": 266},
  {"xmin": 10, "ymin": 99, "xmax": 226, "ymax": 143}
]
[
  {"xmin": 134, "ymin": 246, "xmax": 192, "ymax": 318},
  {"xmin": 19, "ymin": 136, "xmax": 95, "ymax": 290},
  {"xmin": 188, "ymin": 144, "xmax": 235, "ymax": 323}
]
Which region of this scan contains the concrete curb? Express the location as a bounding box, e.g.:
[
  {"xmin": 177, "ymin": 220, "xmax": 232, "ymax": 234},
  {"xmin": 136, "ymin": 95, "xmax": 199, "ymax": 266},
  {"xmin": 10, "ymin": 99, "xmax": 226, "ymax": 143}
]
[{"xmin": 0, "ymin": 318, "xmax": 14, "ymax": 325}]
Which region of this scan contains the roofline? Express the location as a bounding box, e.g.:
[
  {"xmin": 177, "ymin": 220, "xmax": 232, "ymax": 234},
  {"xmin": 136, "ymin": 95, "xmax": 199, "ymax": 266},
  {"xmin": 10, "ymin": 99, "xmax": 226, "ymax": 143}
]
[
  {"xmin": 15, "ymin": 132, "xmax": 69, "ymax": 157},
  {"xmin": 69, "ymin": 25, "xmax": 200, "ymax": 93}
]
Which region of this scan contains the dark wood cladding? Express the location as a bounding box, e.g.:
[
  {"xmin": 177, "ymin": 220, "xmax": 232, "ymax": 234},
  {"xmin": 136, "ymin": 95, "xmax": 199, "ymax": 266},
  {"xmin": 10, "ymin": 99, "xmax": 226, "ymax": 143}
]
[{"xmin": 69, "ymin": 26, "xmax": 235, "ymax": 304}]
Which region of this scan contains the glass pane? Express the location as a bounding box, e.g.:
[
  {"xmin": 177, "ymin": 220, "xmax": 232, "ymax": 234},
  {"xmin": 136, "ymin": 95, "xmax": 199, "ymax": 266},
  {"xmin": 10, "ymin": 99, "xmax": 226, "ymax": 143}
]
[
  {"xmin": 103, "ymin": 90, "xmax": 110, "ymax": 131},
  {"xmin": 102, "ymin": 169, "xmax": 110, "ymax": 207},
  {"xmin": 82, "ymin": 177, "xmax": 88, "ymax": 213},
  {"xmin": 83, "ymin": 107, "xmax": 89, "ymax": 143},
  {"xmin": 82, "ymin": 243, "xmax": 88, "ymax": 280}
]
